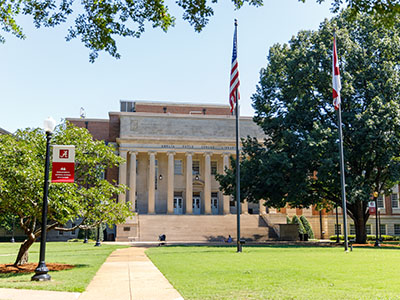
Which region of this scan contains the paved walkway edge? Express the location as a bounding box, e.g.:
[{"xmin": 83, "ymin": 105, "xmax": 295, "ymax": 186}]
[{"xmin": 78, "ymin": 246, "xmax": 184, "ymax": 300}]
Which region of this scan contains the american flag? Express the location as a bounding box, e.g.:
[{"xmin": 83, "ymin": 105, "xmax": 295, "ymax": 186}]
[
  {"xmin": 332, "ymin": 36, "xmax": 341, "ymax": 110},
  {"xmin": 230, "ymin": 20, "xmax": 240, "ymax": 113}
]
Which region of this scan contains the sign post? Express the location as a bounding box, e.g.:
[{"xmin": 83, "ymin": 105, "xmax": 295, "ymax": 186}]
[
  {"xmin": 51, "ymin": 145, "xmax": 75, "ymax": 183},
  {"xmin": 368, "ymin": 201, "xmax": 376, "ymax": 214}
]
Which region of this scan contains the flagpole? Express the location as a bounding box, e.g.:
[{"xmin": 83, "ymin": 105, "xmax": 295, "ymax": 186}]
[
  {"xmin": 234, "ymin": 19, "xmax": 241, "ymax": 253},
  {"xmin": 334, "ymin": 33, "xmax": 349, "ymax": 251},
  {"xmin": 235, "ymin": 90, "xmax": 241, "ymax": 253}
]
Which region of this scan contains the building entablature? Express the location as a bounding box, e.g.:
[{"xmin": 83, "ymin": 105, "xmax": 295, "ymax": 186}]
[{"xmin": 115, "ymin": 112, "xmax": 264, "ymax": 141}]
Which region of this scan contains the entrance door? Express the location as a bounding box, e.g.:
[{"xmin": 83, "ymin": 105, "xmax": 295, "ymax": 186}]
[
  {"xmin": 192, "ymin": 197, "xmax": 201, "ymax": 214},
  {"xmin": 211, "ymin": 197, "xmax": 218, "ymax": 214},
  {"xmin": 174, "ymin": 197, "xmax": 183, "ymax": 214}
]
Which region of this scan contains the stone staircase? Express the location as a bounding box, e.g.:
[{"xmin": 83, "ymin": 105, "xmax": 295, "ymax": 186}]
[{"xmin": 127, "ymin": 214, "xmax": 282, "ymax": 242}]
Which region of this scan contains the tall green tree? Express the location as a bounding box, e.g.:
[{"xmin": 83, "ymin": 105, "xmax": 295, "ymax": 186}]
[
  {"xmin": 0, "ymin": 123, "xmax": 132, "ymax": 265},
  {"xmin": 217, "ymin": 10, "xmax": 400, "ymax": 244}
]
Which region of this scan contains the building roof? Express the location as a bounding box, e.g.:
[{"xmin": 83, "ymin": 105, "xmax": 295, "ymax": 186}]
[{"xmin": 0, "ymin": 127, "xmax": 10, "ymax": 135}]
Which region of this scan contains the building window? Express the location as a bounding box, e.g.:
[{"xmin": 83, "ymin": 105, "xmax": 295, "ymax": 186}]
[
  {"xmin": 71, "ymin": 223, "xmax": 76, "ymax": 235},
  {"xmin": 174, "ymin": 160, "xmax": 182, "ymax": 175},
  {"xmin": 174, "ymin": 191, "xmax": 183, "ymax": 197},
  {"xmin": 335, "ymin": 224, "xmax": 341, "ymax": 235},
  {"xmin": 377, "ymin": 195, "xmax": 385, "ymax": 208},
  {"xmin": 211, "ymin": 161, "xmax": 218, "ymax": 175},
  {"xmin": 394, "ymin": 224, "xmax": 400, "ymax": 235},
  {"xmin": 349, "ymin": 224, "xmax": 355, "ymax": 235},
  {"xmin": 211, "ymin": 192, "xmax": 218, "ymax": 198},
  {"xmin": 230, "ymin": 199, "xmax": 236, "ymax": 207},
  {"xmin": 366, "ymin": 224, "xmax": 372, "ymax": 235},
  {"xmin": 155, "ymin": 160, "xmax": 158, "ymax": 190},
  {"xmin": 58, "ymin": 230, "xmax": 64, "ymax": 236},
  {"xmin": 392, "ymin": 193, "xmax": 399, "ymax": 208},
  {"xmin": 192, "ymin": 160, "xmax": 200, "ymax": 175},
  {"xmin": 123, "ymin": 227, "xmax": 130, "ymax": 232},
  {"xmin": 120, "ymin": 101, "xmax": 135, "ymax": 112},
  {"xmin": 380, "ymin": 224, "xmax": 386, "ymax": 235}
]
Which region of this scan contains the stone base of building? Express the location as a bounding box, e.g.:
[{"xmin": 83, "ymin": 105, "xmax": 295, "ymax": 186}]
[{"xmin": 115, "ymin": 214, "xmax": 285, "ymax": 242}]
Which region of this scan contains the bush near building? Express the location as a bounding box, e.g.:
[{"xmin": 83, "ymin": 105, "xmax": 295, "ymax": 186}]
[
  {"xmin": 300, "ymin": 216, "xmax": 314, "ymax": 239},
  {"xmin": 291, "ymin": 215, "xmax": 306, "ymax": 235},
  {"xmin": 330, "ymin": 235, "xmax": 400, "ymax": 241}
]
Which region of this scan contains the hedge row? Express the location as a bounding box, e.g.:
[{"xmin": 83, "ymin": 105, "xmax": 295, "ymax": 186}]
[{"xmin": 329, "ymin": 234, "xmax": 400, "ymax": 241}]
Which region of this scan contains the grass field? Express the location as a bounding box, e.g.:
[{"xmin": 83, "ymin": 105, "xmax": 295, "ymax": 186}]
[
  {"xmin": 146, "ymin": 245, "xmax": 400, "ymax": 300},
  {"xmin": 0, "ymin": 242, "xmax": 127, "ymax": 292}
]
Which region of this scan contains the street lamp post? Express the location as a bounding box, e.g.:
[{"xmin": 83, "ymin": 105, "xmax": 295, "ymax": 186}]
[
  {"xmin": 378, "ymin": 208, "xmax": 382, "ymax": 242},
  {"xmin": 83, "ymin": 121, "xmax": 89, "ymax": 244},
  {"xmin": 335, "ymin": 205, "xmax": 340, "ymax": 243},
  {"xmin": 83, "ymin": 225, "xmax": 88, "ymax": 243},
  {"xmin": 374, "ymin": 192, "xmax": 380, "ymax": 247},
  {"xmin": 32, "ymin": 117, "xmax": 56, "ymax": 281},
  {"xmin": 94, "ymin": 224, "xmax": 101, "ymax": 246},
  {"xmin": 10, "ymin": 216, "xmax": 15, "ymax": 243}
]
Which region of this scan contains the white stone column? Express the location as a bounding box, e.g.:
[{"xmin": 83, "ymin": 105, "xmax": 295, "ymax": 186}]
[
  {"xmin": 167, "ymin": 152, "xmax": 175, "ymax": 214},
  {"xmin": 148, "ymin": 152, "xmax": 156, "ymax": 214},
  {"xmin": 222, "ymin": 153, "xmax": 231, "ymax": 214},
  {"xmin": 242, "ymin": 200, "xmax": 249, "ymax": 214},
  {"xmin": 185, "ymin": 152, "xmax": 193, "ymax": 214},
  {"xmin": 259, "ymin": 199, "xmax": 266, "ymax": 214},
  {"xmin": 118, "ymin": 150, "xmax": 128, "ymax": 203},
  {"xmin": 204, "ymin": 152, "xmax": 212, "ymax": 214},
  {"xmin": 129, "ymin": 151, "xmax": 138, "ymax": 212}
]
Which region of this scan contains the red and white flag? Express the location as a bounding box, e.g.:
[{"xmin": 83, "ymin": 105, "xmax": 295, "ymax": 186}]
[
  {"xmin": 230, "ymin": 20, "xmax": 240, "ymax": 113},
  {"xmin": 332, "ymin": 36, "xmax": 341, "ymax": 110}
]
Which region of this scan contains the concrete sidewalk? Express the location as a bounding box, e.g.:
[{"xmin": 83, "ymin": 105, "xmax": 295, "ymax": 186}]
[{"xmin": 0, "ymin": 247, "xmax": 183, "ymax": 300}]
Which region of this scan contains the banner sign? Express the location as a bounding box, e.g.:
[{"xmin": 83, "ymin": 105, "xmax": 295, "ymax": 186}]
[
  {"xmin": 51, "ymin": 145, "xmax": 75, "ymax": 183},
  {"xmin": 368, "ymin": 201, "xmax": 376, "ymax": 214}
]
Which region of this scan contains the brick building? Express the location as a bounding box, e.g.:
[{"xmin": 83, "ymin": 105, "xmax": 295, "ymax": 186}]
[{"xmin": 67, "ymin": 101, "xmax": 400, "ymax": 241}]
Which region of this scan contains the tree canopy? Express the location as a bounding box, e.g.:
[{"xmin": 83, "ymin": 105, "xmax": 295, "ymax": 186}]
[
  {"xmin": 308, "ymin": 0, "xmax": 400, "ymax": 26},
  {"xmin": 0, "ymin": 122, "xmax": 132, "ymax": 264},
  {"xmin": 217, "ymin": 10, "xmax": 400, "ymax": 243},
  {"xmin": 1, "ymin": 0, "xmax": 398, "ymax": 61}
]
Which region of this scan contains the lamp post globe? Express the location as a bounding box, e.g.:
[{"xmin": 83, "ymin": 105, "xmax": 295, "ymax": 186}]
[
  {"xmin": 43, "ymin": 117, "xmax": 56, "ymax": 133},
  {"xmin": 31, "ymin": 117, "xmax": 56, "ymax": 281}
]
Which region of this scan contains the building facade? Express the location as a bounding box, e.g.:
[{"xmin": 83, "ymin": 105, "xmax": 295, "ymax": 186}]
[{"xmin": 68, "ymin": 101, "xmax": 400, "ymax": 241}]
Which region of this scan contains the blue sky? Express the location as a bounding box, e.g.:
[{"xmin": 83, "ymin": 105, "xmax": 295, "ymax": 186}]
[{"xmin": 0, "ymin": 0, "xmax": 335, "ymax": 132}]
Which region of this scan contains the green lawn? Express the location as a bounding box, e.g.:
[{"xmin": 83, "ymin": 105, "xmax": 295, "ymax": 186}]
[
  {"xmin": 146, "ymin": 245, "xmax": 400, "ymax": 300},
  {"xmin": 0, "ymin": 242, "xmax": 127, "ymax": 292}
]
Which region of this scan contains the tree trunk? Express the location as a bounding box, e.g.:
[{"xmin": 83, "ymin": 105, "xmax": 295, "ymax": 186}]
[
  {"xmin": 349, "ymin": 200, "xmax": 368, "ymax": 244},
  {"xmin": 354, "ymin": 216, "xmax": 367, "ymax": 244},
  {"xmin": 14, "ymin": 233, "xmax": 36, "ymax": 266}
]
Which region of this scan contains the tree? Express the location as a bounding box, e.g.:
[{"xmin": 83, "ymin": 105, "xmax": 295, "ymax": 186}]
[
  {"xmin": 306, "ymin": 0, "xmax": 400, "ymax": 26},
  {"xmin": 217, "ymin": 10, "xmax": 400, "ymax": 244},
  {"xmin": 1, "ymin": 0, "xmax": 398, "ymax": 62},
  {"xmin": 0, "ymin": 122, "xmax": 132, "ymax": 265},
  {"xmin": 300, "ymin": 215, "xmax": 314, "ymax": 239},
  {"xmin": 0, "ymin": 0, "xmax": 262, "ymax": 62},
  {"xmin": 292, "ymin": 215, "xmax": 306, "ymax": 235}
]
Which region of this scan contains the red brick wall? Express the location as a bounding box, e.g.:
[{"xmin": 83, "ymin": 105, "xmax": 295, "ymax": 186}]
[
  {"xmin": 68, "ymin": 119, "xmax": 110, "ymax": 141},
  {"xmin": 109, "ymin": 114, "xmax": 120, "ymax": 142},
  {"xmin": 106, "ymin": 166, "xmax": 119, "ymax": 186},
  {"xmin": 135, "ymin": 104, "xmax": 231, "ymax": 116}
]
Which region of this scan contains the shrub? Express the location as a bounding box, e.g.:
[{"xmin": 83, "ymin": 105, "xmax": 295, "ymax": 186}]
[
  {"xmin": 291, "ymin": 215, "xmax": 306, "ymax": 234},
  {"xmin": 286, "ymin": 216, "xmax": 291, "ymax": 224},
  {"xmin": 329, "ymin": 234, "xmax": 398, "ymax": 241},
  {"xmin": 300, "ymin": 215, "xmax": 314, "ymax": 239},
  {"xmin": 78, "ymin": 224, "xmax": 106, "ymax": 241}
]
